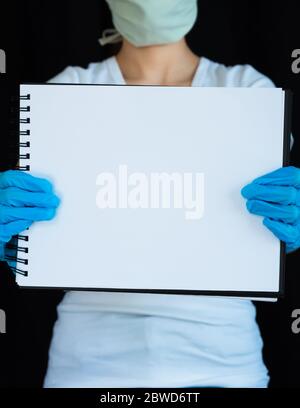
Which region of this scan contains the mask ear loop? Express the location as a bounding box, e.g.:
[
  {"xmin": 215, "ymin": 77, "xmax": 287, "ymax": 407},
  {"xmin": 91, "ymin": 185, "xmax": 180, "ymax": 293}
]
[{"xmin": 98, "ymin": 28, "xmax": 122, "ymax": 46}]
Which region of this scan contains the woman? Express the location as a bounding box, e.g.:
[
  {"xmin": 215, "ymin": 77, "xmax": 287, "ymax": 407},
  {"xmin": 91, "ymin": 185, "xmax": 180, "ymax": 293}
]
[{"xmin": 1, "ymin": 0, "xmax": 299, "ymax": 387}]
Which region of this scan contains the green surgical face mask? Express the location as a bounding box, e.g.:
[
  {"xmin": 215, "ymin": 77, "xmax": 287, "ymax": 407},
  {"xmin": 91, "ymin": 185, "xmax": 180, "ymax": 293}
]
[{"xmin": 104, "ymin": 0, "xmax": 198, "ymax": 47}]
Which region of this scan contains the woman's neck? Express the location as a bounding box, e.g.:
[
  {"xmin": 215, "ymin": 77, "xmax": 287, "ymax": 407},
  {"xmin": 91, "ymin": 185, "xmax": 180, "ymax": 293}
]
[{"xmin": 115, "ymin": 38, "xmax": 200, "ymax": 86}]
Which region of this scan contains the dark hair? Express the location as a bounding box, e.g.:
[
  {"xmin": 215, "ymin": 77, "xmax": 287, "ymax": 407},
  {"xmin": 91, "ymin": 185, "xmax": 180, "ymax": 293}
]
[{"xmin": 105, "ymin": 41, "xmax": 123, "ymax": 58}]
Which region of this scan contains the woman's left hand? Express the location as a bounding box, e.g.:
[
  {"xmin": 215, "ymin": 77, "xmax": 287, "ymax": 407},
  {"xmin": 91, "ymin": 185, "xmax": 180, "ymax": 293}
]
[{"xmin": 241, "ymin": 166, "xmax": 300, "ymax": 253}]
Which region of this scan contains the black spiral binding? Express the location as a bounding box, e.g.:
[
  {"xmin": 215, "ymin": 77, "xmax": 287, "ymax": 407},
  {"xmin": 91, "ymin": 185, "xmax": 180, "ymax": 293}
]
[{"xmin": 5, "ymin": 92, "xmax": 31, "ymax": 277}]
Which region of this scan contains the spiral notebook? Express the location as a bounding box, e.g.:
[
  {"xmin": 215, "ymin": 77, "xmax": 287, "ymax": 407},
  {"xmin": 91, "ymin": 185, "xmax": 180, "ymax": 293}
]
[{"xmin": 11, "ymin": 84, "xmax": 291, "ymax": 299}]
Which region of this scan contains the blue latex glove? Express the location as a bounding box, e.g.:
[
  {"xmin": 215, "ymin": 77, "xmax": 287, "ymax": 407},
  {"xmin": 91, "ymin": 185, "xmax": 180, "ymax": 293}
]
[
  {"xmin": 0, "ymin": 170, "xmax": 60, "ymax": 260},
  {"xmin": 241, "ymin": 166, "xmax": 300, "ymax": 253}
]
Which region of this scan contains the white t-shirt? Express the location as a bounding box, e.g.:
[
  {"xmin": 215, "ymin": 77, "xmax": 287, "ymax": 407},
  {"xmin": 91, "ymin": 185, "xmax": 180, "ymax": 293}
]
[{"xmin": 44, "ymin": 55, "xmax": 275, "ymax": 388}]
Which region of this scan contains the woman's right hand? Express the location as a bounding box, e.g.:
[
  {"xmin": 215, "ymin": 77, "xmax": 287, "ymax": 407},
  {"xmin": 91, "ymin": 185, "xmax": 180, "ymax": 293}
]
[{"xmin": 0, "ymin": 170, "xmax": 60, "ymax": 260}]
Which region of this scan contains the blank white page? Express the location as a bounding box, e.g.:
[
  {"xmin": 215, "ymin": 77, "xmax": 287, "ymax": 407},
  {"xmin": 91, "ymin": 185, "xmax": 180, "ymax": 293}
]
[{"xmin": 16, "ymin": 84, "xmax": 286, "ymax": 298}]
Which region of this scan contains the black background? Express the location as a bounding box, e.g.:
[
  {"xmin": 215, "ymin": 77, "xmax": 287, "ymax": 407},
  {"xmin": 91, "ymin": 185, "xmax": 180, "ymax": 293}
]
[{"xmin": 0, "ymin": 0, "xmax": 299, "ymax": 388}]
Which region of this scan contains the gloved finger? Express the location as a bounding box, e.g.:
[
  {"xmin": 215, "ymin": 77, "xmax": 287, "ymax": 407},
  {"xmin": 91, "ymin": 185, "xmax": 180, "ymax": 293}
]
[
  {"xmin": 0, "ymin": 170, "xmax": 54, "ymax": 193},
  {"xmin": 0, "ymin": 219, "xmax": 32, "ymax": 242},
  {"xmin": 246, "ymin": 200, "xmax": 300, "ymax": 223},
  {"xmin": 0, "ymin": 205, "xmax": 57, "ymax": 223},
  {"xmin": 0, "ymin": 187, "xmax": 60, "ymax": 208},
  {"xmin": 0, "ymin": 244, "xmax": 4, "ymax": 261},
  {"xmin": 241, "ymin": 184, "xmax": 300, "ymax": 205},
  {"xmin": 250, "ymin": 166, "xmax": 300, "ymax": 187},
  {"xmin": 263, "ymin": 217, "xmax": 300, "ymax": 244},
  {"xmin": 286, "ymin": 242, "xmax": 300, "ymax": 254}
]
